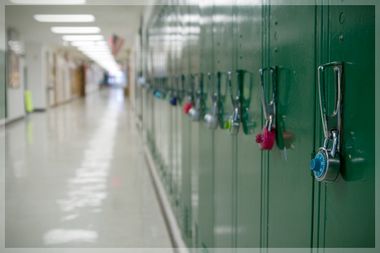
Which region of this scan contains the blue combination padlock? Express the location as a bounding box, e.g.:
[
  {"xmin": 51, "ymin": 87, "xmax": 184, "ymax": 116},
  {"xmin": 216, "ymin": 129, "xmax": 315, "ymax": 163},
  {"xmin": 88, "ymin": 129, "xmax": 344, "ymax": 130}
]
[{"xmin": 310, "ymin": 130, "xmax": 340, "ymax": 181}]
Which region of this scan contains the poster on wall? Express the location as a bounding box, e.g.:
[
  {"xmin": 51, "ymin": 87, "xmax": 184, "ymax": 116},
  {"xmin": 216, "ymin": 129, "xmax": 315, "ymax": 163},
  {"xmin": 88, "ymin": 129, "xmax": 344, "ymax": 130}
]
[{"xmin": 7, "ymin": 28, "xmax": 24, "ymax": 89}]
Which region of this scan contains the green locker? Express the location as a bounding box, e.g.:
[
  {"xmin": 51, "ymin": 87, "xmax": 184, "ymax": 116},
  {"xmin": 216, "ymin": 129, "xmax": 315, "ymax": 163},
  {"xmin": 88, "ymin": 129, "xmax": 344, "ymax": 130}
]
[
  {"xmin": 197, "ymin": 2, "xmax": 215, "ymax": 250},
  {"xmin": 213, "ymin": 1, "xmax": 236, "ymax": 248},
  {"xmin": 263, "ymin": 3, "xmax": 316, "ymax": 248},
  {"xmin": 234, "ymin": 0, "xmax": 263, "ymax": 248},
  {"xmin": 179, "ymin": 3, "xmax": 193, "ymax": 246},
  {"xmin": 140, "ymin": 2, "xmax": 376, "ymax": 250},
  {"xmin": 314, "ymin": 4, "xmax": 375, "ymax": 248},
  {"xmin": 172, "ymin": 3, "xmax": 184, "ymax": 221},
  {"xmin": 163, "ymin": 78, "xmax": 171, "ymax": 187},
  {"xmin": 187, "ymin": 3, "xmax": 202, "ymax": 247},
  {"xmin": 166, "ymin": 6, "xmax": 176, "ymax": 200}
]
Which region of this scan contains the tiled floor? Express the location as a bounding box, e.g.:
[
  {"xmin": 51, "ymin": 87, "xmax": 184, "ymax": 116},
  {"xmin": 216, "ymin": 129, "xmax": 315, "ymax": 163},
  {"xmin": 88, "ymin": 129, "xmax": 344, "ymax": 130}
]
[{"xmin": 3, "ymin": 88, "xmax": 172, "ymax": 248}]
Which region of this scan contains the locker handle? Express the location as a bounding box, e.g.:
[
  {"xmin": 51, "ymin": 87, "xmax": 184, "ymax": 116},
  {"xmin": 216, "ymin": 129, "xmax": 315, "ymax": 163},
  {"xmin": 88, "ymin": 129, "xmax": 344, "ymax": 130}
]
[
  {"xmin": 259, "ymin": 66, "xmax": 278, "ymax": 131},
  {"xmin": 256, "ymin": 67, "xmax": 278, "ymax": 150},
  {"xmin": 317, "ymin": 62, "xmax": 343, "ymax": 140},
  {"xmin": 204, "ymin": 72, "xmax": 219, "ymax": 129},
  {"xmin": 227, "ymin": 69, "xmax": 255, "ymax": 135},
  {"xmin": 189, "ymin": 73, "xmax": 207, "ymax": 121},
  {"xmin": 169, "ymin": 76, "xmax": 179, "ymax": 106},
  {"xmin": 216, "ymin": 71, "xmax": 230, "ymax": 129}
]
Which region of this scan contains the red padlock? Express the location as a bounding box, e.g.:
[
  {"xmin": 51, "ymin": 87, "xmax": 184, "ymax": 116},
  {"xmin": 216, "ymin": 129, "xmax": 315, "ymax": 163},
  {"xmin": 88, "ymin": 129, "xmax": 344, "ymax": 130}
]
[
  {"xmin": 183, "ymin": 102, "xmax": 193, "ymax": 114},
  {"xmin": 256, "ymin": 127, "xmax": 275, "ymax": 150}
]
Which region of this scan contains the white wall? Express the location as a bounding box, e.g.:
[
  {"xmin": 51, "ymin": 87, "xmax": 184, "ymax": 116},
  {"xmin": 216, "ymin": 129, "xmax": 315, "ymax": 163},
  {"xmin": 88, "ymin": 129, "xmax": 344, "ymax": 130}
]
[
  {"xmin": 25, "ymin": 42, "xmax": 47, "ymax": 110},
  {"xmin": 6, "ymin": 57, "xmax": 25, "ymax": 121}
]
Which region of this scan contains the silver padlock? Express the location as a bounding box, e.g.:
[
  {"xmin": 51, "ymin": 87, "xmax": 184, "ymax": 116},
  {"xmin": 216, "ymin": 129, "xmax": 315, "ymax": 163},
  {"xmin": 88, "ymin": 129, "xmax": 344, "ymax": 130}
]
[
  {"xmin": 204, "ymin": 93, "xmax": 218, "ymax": 129},
  {"xmin": 189, "ymin": 94, "xmax": 201, "ymax": 121}
]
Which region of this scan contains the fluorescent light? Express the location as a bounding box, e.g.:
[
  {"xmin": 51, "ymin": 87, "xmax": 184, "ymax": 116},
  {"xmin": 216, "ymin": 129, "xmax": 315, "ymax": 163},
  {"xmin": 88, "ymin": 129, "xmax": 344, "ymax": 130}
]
[
  {"xmin": 11, "ymin": 0, "xmax": 86, "ymax": 4},
  {"xmin": 63, "ymin": 35, "xmax": 103, "ymax": 41},
  {"xmin": 51, "ymin": 27, "xmax": 100, "ymax": 34},
  {"xmin": 79, "ymin": 48, "xmax": 109, "ymax": 53},
  {"xmin": 34, "ymin": 15, "xmax": 95, "ymax": 23},
  {"xmin": 71, "ymin": 41, "xmax": 106, "ymax": 47}
]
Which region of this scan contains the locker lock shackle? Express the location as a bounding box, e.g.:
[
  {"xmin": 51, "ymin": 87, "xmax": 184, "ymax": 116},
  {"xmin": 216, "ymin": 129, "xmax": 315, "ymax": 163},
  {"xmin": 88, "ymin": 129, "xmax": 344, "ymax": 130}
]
[
  {"xmin": 310, "ymin": 62, "xmax": 343, "ymax": 182},
  {"xmin": 256, "ymin": 67, "xmax": 277, "ymax": 150}
]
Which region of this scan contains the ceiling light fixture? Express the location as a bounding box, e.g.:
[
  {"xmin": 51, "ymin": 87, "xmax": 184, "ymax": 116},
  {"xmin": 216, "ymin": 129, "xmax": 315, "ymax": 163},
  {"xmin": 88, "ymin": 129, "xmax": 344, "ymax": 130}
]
[
  {"xmin": 34, "ymin": 15, "xmax": 95, "ymax": 23},
  {"xmin": 51, "ymin": 27, "xmax": 100, "ymax": 34},
  {"xmin": 71, "ymin": 41, "xmax": 107, "ymax": 48},
  {"xmin": 11, "ymin": 0, "xmax": 86, "ymax": 5},
  {"xmin": 63, "ymin": 35, "xmax": 104, "ymax": 41}
]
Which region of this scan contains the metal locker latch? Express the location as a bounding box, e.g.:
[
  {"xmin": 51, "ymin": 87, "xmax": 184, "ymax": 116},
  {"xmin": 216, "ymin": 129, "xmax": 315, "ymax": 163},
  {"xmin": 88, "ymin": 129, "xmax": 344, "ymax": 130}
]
[
  {"xmin": 227, "ymin": 69, "xmax": 255, "ymax": 135},
  {"xmin": 256, "ymin": 67, "xmax": 277, "ymax": 150},
  {"xmin": 310, "ymin": 62, "xmax": 343, "ymax": 182},
  {"xmin": 204, "ymin": 73, "xmax": 219, "ymax": 129},
  {"xmin": 189, "ymin": 73, "xmax": 206, "ymax": 121}
]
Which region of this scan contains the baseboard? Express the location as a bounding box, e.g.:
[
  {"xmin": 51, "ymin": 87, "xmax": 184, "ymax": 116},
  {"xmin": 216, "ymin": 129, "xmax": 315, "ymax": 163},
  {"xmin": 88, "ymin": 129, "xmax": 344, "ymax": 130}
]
[
  {"xmin": 143, "ymin": 142, "xmax": 189, "ymax": 253},
  {"xmin": 33, "ymin": 108, "xmax": 47, "ymax": 112},
  {"xmin": 0, "ymin": 115, "xmax": 26, "ymax": 127}
]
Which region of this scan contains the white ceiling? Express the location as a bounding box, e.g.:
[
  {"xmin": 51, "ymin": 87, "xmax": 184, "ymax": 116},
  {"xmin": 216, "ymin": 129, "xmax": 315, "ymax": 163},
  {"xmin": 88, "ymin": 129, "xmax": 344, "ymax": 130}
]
[{"xmin": 5, "ymin": 3, "xmax": 150, "ymax": 60}]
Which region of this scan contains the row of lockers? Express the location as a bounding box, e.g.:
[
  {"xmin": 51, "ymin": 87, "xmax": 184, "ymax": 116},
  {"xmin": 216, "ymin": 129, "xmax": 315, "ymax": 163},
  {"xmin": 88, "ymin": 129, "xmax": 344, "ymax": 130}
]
[{"xmin": 135, "ymin": 2, "xmax": 374, "ymax": 249}]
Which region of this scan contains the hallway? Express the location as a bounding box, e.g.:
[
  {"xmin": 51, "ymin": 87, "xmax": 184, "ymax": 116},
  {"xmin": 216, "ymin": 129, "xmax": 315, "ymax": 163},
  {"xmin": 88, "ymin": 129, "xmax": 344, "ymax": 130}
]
[{"xmin": 4, "ymin": 88, "xmax": 172, "ymax": 248}]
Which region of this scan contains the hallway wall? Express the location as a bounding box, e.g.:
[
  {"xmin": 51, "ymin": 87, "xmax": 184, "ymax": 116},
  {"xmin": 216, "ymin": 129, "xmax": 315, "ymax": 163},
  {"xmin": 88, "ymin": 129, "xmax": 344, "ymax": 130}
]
[
  {"xmin": 25, "ymin": 42, "xmax": 48, "ymax": 110},
  {"xmin": 4, "ymin": 26, "xmax": 25, "ymax": 122},
  {"xmin": 6, "ymin": 58, "xmax": 25, "ymax": 121}
]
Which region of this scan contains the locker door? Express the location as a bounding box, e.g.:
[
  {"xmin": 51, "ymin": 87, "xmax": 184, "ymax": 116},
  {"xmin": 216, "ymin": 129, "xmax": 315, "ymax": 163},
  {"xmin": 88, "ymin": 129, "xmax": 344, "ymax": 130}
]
[
  {"xmin": 315, "ymin": 5, "xmax": 375, "ymax": 248},
  {"xmin": 265, "ymin": 4, "xmax": 316, "ymax": 247},
  {"xmin": 197, "ymin": 1, "xmax": 215, "ymax": 250},
  {"xmin": 172, "ymin": 3, "xmax": 183, "ymax": 222},
  {"xmin": 166, "ymin": 6, "xmax": 176, "ymax": 201},
  {"xmin": 234, "ymin": 0, "xmax": 262, "ymax": 248},
  {"xmin": 181, "ymin": 79, "xmax": 193, "ymax": 246},
  {"xmin": 187, "ymin": 3, "xmax": 202, "ymax": 247},
  {"xmin": 179, "ymin": 2, "xmax": 193, "ymax": 246},
  {"xmin": 213, "ymin": 1, "xmax": 236, "ymax": 248}
]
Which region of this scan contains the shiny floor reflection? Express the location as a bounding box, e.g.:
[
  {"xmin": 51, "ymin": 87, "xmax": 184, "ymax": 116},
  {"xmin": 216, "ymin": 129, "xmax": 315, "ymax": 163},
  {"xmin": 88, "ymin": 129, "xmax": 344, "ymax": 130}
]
[{"xmin": 5, "ymin": 88, "xmax": 172, "ymax": 248}]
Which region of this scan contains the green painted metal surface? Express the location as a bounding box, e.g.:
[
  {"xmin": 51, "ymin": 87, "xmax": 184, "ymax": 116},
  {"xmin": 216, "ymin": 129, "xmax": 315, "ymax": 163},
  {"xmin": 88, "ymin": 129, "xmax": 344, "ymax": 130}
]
[
  {"xmin": 265, "ymin": 4, "xmax": 316, "ymax": 248},
  {"xmin": 315, "ymin": 4, "xmax": 375, "ymax": 248},
  {"xmin": 138, "ymin": 2, "xmax": 375, "ymax": 249},
  {"xmin": 234, "ymin": 1, "xmax": 262, "ymax": 248},
  {"xmin": 179, "ymin": 3, "xmax": 193, "ymax": 246},
  {"xmin": 197, "ymin": 2, "xmax": 215, "ymax": 250},
  {"xmin": 212, "ymin": 2, "xmax": 235, "ymax": 249}
]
